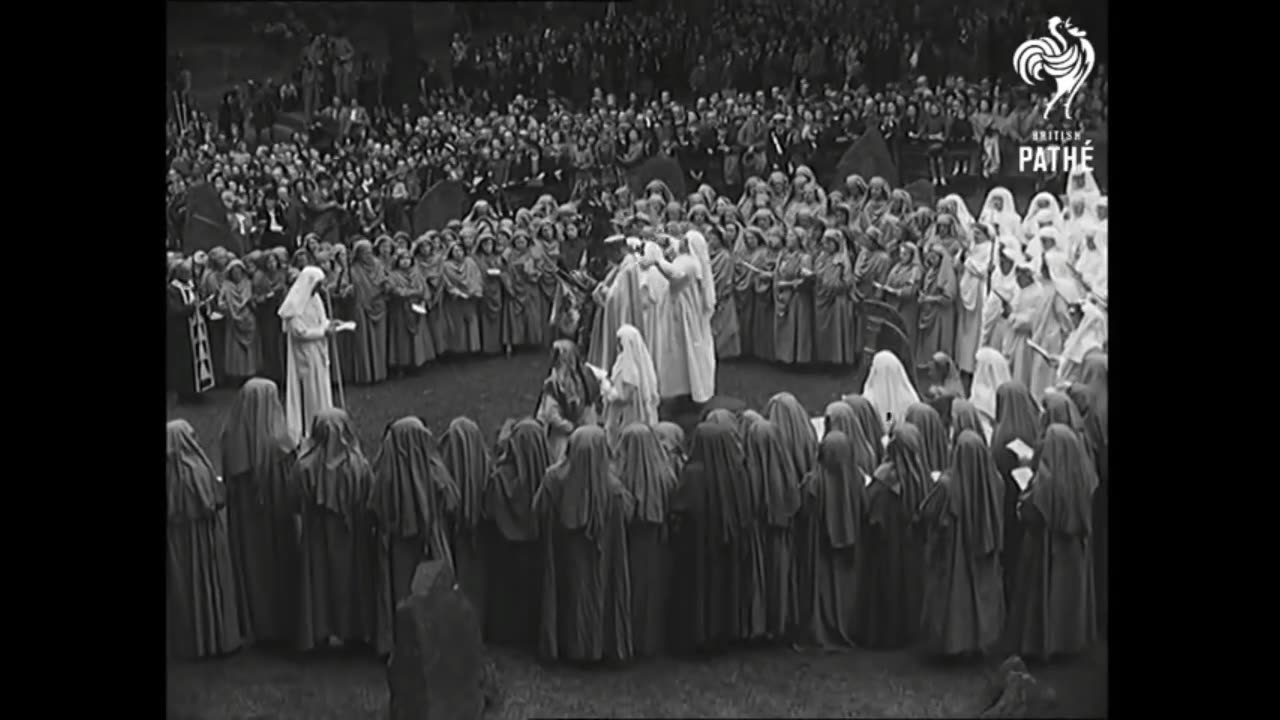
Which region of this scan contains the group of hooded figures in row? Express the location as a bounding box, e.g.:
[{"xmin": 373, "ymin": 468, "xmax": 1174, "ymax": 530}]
[
  {"xmin": 166, "ymin": 162, "xmax": 1108, "ymax": 408},
  {"xmin": 167, "ymin": 326, "xmax": 1108, "ymax": 667}
]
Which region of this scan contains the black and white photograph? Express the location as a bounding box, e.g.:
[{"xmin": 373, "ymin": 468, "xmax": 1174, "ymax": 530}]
[{"xmin": 166, "ymin": 1, "xmax": 1108, "ymax": 717}]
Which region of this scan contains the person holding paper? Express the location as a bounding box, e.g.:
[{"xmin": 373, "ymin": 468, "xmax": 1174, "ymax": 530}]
[
  {"xmin": 879, "ymin": 241, "xmax": 924, "ymax": 352},
  {"xmin": 813, "ymin": 229, "xmax": 857, "ymax": 365},
  {"xmin": 706, "ymin": 226, "xmax": 742, "ymax": 359},
  {"xmin": 603, "ymin": 325, "xmax": 660, "ymax": 451},
  {"xmin": 980, "ymin": 235, "xmax": 1025, "ymax": 352},
  {"xmin": 348, "ymin": 239, "xmax": 390, "ymax": 384},
  {"xmin": 989, "ymin": 381, "xmax": 1041, "ymax": 605},
  {"xmin": 1025, "ymin": 251, "xmax": 1080, "ymax": 400},
  {"xmin": 955, "ymin": 223, "xmax": 993, "ymax": 377},
  {"xmin": 644, "ymin": 230, "xmax": 718, "ymax": 405},
  {"xmin": 773, "ymin": 227, "xmax": 815, "ymax": 366},
  {"xmin": 386, "ymin": 250, "xmax": 435, "ymax": 374},
  {"xmin": 441, "ymin": 242, "xmax": 484, "ymax": 355},
  {"xmin": 914, "ymin": 243, "xmax": 958, "ymax": 378},
  {"xmin": 278, "ymin": 266, "xmax": 337, "ymax": 445},
  {"xmin": 918, "ymin": 430, "xmax": 1006, "ymax": 658},
  {"xmin": 166, "ymin": 420, "xmax": 243, "ymax": 660},
  {"xmin": 855, "ymin": 424, "xmax": 930, "ymax": 650},
  {"xmin": 536, "ymin": 340, "xmax": 602, "ymax": 464},
  {"xmin": 1008, "ymin": 424, "xmax": 1099, "ymax": 661}
]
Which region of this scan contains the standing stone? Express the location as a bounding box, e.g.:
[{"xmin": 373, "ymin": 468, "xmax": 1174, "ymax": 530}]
[{"xmin": 387, "ymin": 561, "xmax": 484, "ymax": 720}]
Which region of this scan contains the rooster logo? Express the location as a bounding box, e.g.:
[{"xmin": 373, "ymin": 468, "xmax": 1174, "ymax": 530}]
[{"xmin": 1013, "ymin": 17, "xmax": 1096, "ymax": 120}]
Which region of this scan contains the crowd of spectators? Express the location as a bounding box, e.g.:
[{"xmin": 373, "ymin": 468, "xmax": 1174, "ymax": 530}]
[{"xmin": 166, "ymin": 0, "xmax": 1107, "ymax": 253}]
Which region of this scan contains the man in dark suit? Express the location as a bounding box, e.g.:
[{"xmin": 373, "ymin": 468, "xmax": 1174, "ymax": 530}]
[{"xmin": 258, "ymin": 193, "xmax": 293, "ymax": 251}]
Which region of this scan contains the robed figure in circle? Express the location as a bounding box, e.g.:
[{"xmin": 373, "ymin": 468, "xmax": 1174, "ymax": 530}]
[{"xmin": 278, "ymin": 266, "xmax": 336, "ymax": 444}]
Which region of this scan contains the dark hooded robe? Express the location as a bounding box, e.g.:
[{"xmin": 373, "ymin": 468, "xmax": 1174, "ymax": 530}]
[
  {"xmin": 483, "ymin": 418, "xmax": 550, "ymax": 648},
  {"xmin": 440, "ymin": 416, "xmax": 492, "ymax": 627},
  {"xmin": 989, "ymin": 381, "xmax": 1041, "ymax": 604},
  {"xmin": 368, "ymin": 417, "xmax": 460, "ymax": 656},
  {"xmin": 349, "ymin": 241, "xmax": 390, "ymax": 384},
  {"xmin": 535, "ymin": 426, "xmax": 634, "ymax": 663},
  {"xmin": 616, "ymin": 423, "xmax": 679, "ymax": 658},
  {"xmin": 742, "ymin": 419, "xmax": 802, "ymax": 640},
  {"xmin": 905, "ymin": 403, "xmax": 950, "ymax": 474},
  {"xmin": 918, "ymin": 430, "xmax": 1006, "ymax": 657},
  {"xmin": 668, "ymin": 421, "xmax": 765, "ymax": 653},
  {"xmin": 854, "ymin": 424, "xmax": 930, "ymax": 649},
  {"xmin": 167, "ymin": 420, "xmax": 243, "ymax": 659},
  {"xmin": 842, "ymin": 394, "xmax": 887, "ymax": 467},
  {"xmin": 1008, "ymin": 424, "xmax": 1098, "ymax": 660},
  {"xmin": 1064, "ymin": 383, "xmax": 1108, "ymax": 636},
  {"xmin": 291, "ymin": 408, "xmax": 378, "ymax": 651},
  {"xmin": 795, "ymin": 431, "xmax": 865, "ymax": 648},
  {"xmin": 220, "ymin": 378, "xmax": 298, "ymax": 646}
]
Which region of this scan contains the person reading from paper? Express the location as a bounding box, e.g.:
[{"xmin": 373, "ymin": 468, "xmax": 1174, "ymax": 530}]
[
  {"xmin": 641, "ymin": 230, "xmax": 717, "ymax": 407},
  {"xmin": 278, "ymin": 266, "xmax": 338, "ymax": 444},
  {"xmin": 536, "ymin": 339, "xmax": 602, "ymax": 464}
]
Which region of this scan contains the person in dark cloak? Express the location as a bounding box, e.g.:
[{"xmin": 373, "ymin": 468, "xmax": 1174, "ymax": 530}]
[
  {"xmin": 794, "ymin": 430, "xmax": 865, "ymax": 649},
  {"xmin": 1062, "ymin": 381, "xmax": 1107, "ymax": 637},
  {"xmin": 918, "ymin": 430, "xmax": 1006, "ymax": 658},
  {"xmin": 616, "ymin": 423, "xmax": 679, "ymax": 658},
  {"xmin": 291, "ymin": 408, "xmax": 377, "ymax": 652},
  {"xmin": 988, "ymin": 381, "xmax": 1041, "ymax": 605},
  {"xmin": 483, "ymin": 417, "xmax": 550, "ymax": 649},
  {"xmin": 368, "ymin": 417, "xmax": 460, "ymax": 657},
  {"xmin": 440, "ymin": 416, "xmax": 492, "ymax": 628},
  {"xmin": 667, "ymin": 421, "xmax": 762, "ymax": 655},
  {"xmin": 854, "ymin": 423, "xmax": 930, "ymax": 649},
  {"xmin": 220, "ymin": 378, "xmax": 299, "ymax": 647},
  {"xmin": 534, "ymin": 425, "xmax": 635, "ymax": 664},
  {"xmin": 1007, "ymin": 424, "xmax": 1098, "ymax": 661},
  {"xmin": 167, "ymin": 420, "xmax": 243, "ymax": 660},
  {"xmin": 904, "ymin": 402, "xmax": 950, "ymax": 474},
  {"xmin": 742, "ymin": 418, "xmax": 802, "ymax": 641}
]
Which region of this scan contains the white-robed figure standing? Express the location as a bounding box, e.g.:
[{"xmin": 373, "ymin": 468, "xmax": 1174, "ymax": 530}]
[
  {"xmin": 278, "ymin": 266, "xmax": 336, "ymax": 444},
  {"xmin": 642, "ymin": 229, "xmax": 717, "ymax": 404},
  {"xmin": 602, "ymin": 323, "xmax": 661, "ymax": 450}
]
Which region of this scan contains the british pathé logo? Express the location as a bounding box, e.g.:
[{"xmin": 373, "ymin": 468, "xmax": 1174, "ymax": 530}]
[{"xmin": 1013, "ymin": 17, "xmax": 1096, "ymax": 120}]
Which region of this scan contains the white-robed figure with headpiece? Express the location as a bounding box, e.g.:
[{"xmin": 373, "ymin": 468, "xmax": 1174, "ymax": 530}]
[
  {"xmin": 602, "ymin": 324, "xmax": 661, "ymax": 449},
  {"xmin": 643, "ymin": 229, "xmax": 717, "ymax": 403},
  {"xmin": 1065, "ymin": 165, "xmax": 1101, "ymax": 211},
  {"xmin": 1021, "ymin": 192, "xmax": 1064, "ymax": 243},
  {"xmin": 939, "ymin": 193, "xmax": 977, "ymax": 236},
  {"xmin": 858, "ymin": 350, "xmax": 920, "ymax": 429},
  {"xmin": 982, "ymin": 234, "xmax": 1026, "ymax": 351},
  {"xmin": 278, "ymin": 266, "xmax": 335, "ymax": 444},
  {"xmin": 1057, "ymin": 299, "xmax": 1107, "ymax": 385},
  {"xmin": 979, "ymin": 187, "xmax": 1021, "ymax": 239},
  {"xmin": 1091, "ymin": 196, "xmax": 1108, "ymax": 248}
]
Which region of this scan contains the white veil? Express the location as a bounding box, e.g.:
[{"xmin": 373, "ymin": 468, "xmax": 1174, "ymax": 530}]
[
  {"xmin": 860, "ymin": 350, "xmax": 920, "ymax": 427},
  {"xmin": 610, "ymin": 324, "xmax": 660, "ymax": 424},
  {"xmin": 278, "ymin": 266, "xmax": 326, "ymax": 320},
  {"xmin": 684, "ymin": 229, "xmax": 716, "ymax": 317},
  {"xmin": 969, "ymin": 347, "xmax": 1012, "ymax": 421}
]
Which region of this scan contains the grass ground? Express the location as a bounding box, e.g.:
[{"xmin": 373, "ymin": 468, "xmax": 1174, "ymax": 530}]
[{"xmin": 166, "ymin": 351, "xmax": 1107, "ymax": 719}]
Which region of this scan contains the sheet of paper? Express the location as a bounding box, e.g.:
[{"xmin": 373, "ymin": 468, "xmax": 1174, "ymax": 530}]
[
  {"xmin": 584, "ymin": 363, "xmax": 609, "ymax": 382},
  {"xmin": 411, "ymin": 303, "xmax": 428, "ymax": 315},
  {"xmin": 881, "ymin": 434, "xmax": 890, "ymax": 448},
  {"xmin": 810, "ymin": 417, "xmax": 825, "ymax": 439},
  {"xmin": 930, "ymin": 470, "xmax": 942, "ymax": 483},
  {"xmin": 333, "ymin": 321, "xmax": 357, "ymax": 333},
  {"xmin": 863, "ymin": 472, "xmax": 873, "ymax": 487},
  {"xmin": 1011, "ymin": 467, "xmax": 1034, "ymax": 491},
  {"xmin": 486, "ymin": 268, "xmax": 502, "ymax": 276},
  {"xmin": 208, "ymin": 311, "xmax": 224, "ymax": 321},
  {"xmin": 1006, "ymin": 438, "xmax": 1035, "ymax": 462}
]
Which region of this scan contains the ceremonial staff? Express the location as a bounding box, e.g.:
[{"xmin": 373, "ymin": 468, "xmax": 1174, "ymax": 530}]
[{"xmin": 321, "ymin": 287, "xmax": 347, "ymax": 410}]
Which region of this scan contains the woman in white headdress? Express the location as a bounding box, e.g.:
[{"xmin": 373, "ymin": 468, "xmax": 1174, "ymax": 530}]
[
  {"xmin": 968, "ymin": 347, "xmax": 1012, "ymax": 425},
  {"xmin": 603, "ymin": 324, "xmax": 660, "ymax": 450},
  {"xmin": 278, "ymin": 266, "xmax": 336, "ymax": 444},
  {"xmin": 955, "ymin": 223, "xmax": 994, "ymax": 376},
  {"xmin": 981, "ymin": 235, "xmax": 1025, "ymax": 350},
  {"xmin": 938, "ymin": 194, "xmax": 977, "ymax": 235},
  {"xmin": 1021, "ymin": 192, "xmax": 1063, "ymax": 241},
  {"xmin": 979, "ymin": 186, "xmax": 1021, "ymax": 239},
  {"xmin": 644, "ymin": 229, "xmax": 717, "ymax": 403},
  {"xmin": 1065, "ymin": 164, "xmax": 1101, "ymax": 209},
  {"xmin": 859, "ymin": 349, "xmax": 920, "ymax": 428},
  {"xmin": 1025, "ymin": 251, "xmax": 1079, "ymax": 399},
  {"xmin": 1091, "ymin": 196, "xmax": 1108, "ymax": 248},
  {"xmin": 1072, "ymin": 223, "xmax": 1108, "ymax": 300},
  {"xmin": 1057, "ymin": 300, "xmax": 1107, "ymax": 385}
]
